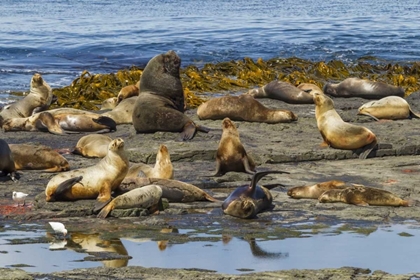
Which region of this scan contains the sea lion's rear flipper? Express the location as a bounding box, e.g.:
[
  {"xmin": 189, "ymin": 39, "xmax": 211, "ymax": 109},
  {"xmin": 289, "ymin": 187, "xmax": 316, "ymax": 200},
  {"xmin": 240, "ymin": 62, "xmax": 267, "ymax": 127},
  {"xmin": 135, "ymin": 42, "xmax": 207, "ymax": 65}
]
[
  {"xmin": 93, "ymin": 116, "xmax": 117, "ymax": 132},
  {"xmin": 358, "ymin": 141, "xmax": 377, "ymax": 159},
  {"xmin": 204, "ymin": 191, "xmax": 220, "ymax": 202},
  {"xmin": 402, "ymin": 199, "xmax": 417, "ymax": 207},
  {"xmin": 96, "ymin": 200, "xmax": 114, "ymax": 219},
  {"xmin": 262, "ymin": 183, "xmax": 287, "ymax": 190},
  {"xmin": 54, "ymin": 176, "xmax": 83, "ymax": 200},
  {"xmin": 250, "ymin": 171, "xmax": 291, "ymax": 191},
  {"xmin": 180, "ymin": 121, "xmax": 197, "ymax": 141},
  {"xmin": 197, "ymin": 125, "xmax": 211, "ymax": 133},
  {"xmin": 409, "ymin": 108, "xmax": 420, "ymax": 119},
  {"xmin": 148, "ymin": 198, "xmax": 164, "ymax": 214},
  {"xmin": 357, "ymin": 112, "xmax": 380, "ymax": 121},
  {"xmin": 94, "ymin": 197, "xmax": 113, "ymax": 213},
  {"xmin": 35, "ymin": 112, "xmax": 64, "ymax": 135}
]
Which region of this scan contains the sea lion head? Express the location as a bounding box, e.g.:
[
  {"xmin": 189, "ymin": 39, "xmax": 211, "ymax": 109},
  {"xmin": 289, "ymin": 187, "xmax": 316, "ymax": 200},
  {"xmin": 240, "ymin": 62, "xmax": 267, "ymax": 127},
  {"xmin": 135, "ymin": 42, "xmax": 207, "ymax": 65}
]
[
  {"xmin": 31, "ymin": 73, "xmax": 44, "ymax": 87},
  {"xmin": 222, "ymin": 117, "xmax": 237, "ymax": 130},
  {"xmin": 287, "ymin": 186, "xmax": 307, "ymax": 198},
  {"xmin": 222, "ymin": 197, "xmax": 256, "ymax": 219},
  {"xmin": 156, "ymin": 144, "xmax": 171, "ymax": 165},
  {"xmin": 109, "ymin": 138, "xmax": 125, "ymax": 152},
  {"xmin": 101, "ymin": 97, "xmax": 118, "ymax": 109},
  {"xmin": 313, "ymin": 91, "xmax": 334, "ymax": 112},
  {"xmin": 270, "ymin": 110, "xmax": 298, "ymax": 123},
  {"xmin": 322, "ymin": 83, "xmax": 337, "ymax": 96}
]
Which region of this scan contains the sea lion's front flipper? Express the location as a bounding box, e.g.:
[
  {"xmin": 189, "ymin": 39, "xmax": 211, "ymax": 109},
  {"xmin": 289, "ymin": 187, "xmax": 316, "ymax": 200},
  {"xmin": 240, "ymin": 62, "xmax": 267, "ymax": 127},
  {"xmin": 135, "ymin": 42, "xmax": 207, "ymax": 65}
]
[
  {"xmin": 180, "ymin": 121, "xmax": 197, "ymax": 141},
  {"xmin": 358, "ymin": 141, "xmax": 377, "ymax": 159},
  {"xmin": 242, "ymin": 157, "xmax": 256, "ymax": 175},
  {"xmin": 94, "ymin": 198, "xmax": 112, "ymax": 213},
  {"xmin": 54, "ymin": 176, "xmax": 83, "ymax": 200},
  {"xmin": 250, "ymin": 171, "xmax": 291, "ymax": 191},
  {"xmin": 197, "ymin": 125, "xmax": 211, "ymax": 133},
  {"xmin": 93, "ymin": 116, "xmax": 117, "ymax": 131}
]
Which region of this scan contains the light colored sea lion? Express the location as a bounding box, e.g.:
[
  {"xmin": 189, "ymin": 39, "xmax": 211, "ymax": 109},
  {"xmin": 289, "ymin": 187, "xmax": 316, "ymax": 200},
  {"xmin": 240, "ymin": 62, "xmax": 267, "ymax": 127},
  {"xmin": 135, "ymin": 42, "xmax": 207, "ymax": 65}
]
[
  {"xmin": 96, "ymin": 184, "xmax": 163, "ymax": 219},
  {"xmin": 222, "ymin": 171, "xmax": 289, "ymax": 219},
  {"xmin": 45, "ymin": 138, "xmax": 129, "ymax": 202},
  {"xmin": 132, "ymin": 50, "xmax": 210, "ymax": 140},
  {"xmin": 318, "ymin": 184, "xmax": 415, "ymax": 207},
  {"xmin": 358, "ymin": 96, "xmax": 420, "ymax": 120},
  {"xmin": 72, "ymin": 134, "xmax": 113, "ymax": 158},
  {"xmin": 197, "ymin": 94, "xmax": 297, "ymax": 124},
  {"xmin": 9, "ymin": 144, "xmax": 70, "ymax": 172},
  {"xmin": 323, "ymin": 77, "xmax": 405, "ymax": 99},
  {"xmin": 246, "ymin": 80, "xmax": 314, "ymax": 104},
  {"xmin": 117, "ymin": 81, "xmax": 140, "ymax": 103},
  {"xmin": 101, "ymin": 96, "xmax": 136, "ymax": 124},
  {"xmin": 213, "ymin": 118, "xmax": 256, "ymax": 176},
  {"xmin": 125, "ymin": 144, "xmax": 173, "ymax": 179},
  {"xmin": 0, "ymin": 139, "xmax": 17, "ymax": 182},
  {"xmin": 297, "ymin": 83, "xmax": 324, "ymax": 96},
  {"xmin": 313, "ymin": 92, "xmax": 377, "ymax": 159},
  {"xmin": 2, "ymin": 111, "xmax": 63, "ymax": 135},
  {"xmin": 101, "ymin": 97, "xmax": 118, "ymax": 110},
  {"xmin": 287, "ymin": 180, "xmax": 347, "ymax": 199}
]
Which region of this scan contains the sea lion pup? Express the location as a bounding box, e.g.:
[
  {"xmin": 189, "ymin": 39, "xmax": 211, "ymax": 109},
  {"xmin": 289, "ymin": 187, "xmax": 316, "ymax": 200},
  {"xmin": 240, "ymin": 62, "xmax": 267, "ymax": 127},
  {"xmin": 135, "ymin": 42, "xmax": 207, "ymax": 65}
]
[
  {"xmin": 125, "ymin": 144, "xmax": 173, "ymax": 179},
  {"xmin": 197, "ymin": 94, "xmax": 298, "ymax": 124},
  {"xmin": 45, "ymin": 138, "xmax": 129, "ymax": 202},
  {"xmin": 323, "ymin": 77, "xmax": 405, "ymax": 99},
  {"xmin": 287, "ymin": 180, "xmax": 347, "ymax": 199},
  {"xmin": 2, "ymin": 111, "xmax": 64, "ymax": 135},
  {"xmin": 101, "ymin": 97, "xmax": 118, "ymax": 110},
  {"xmin": 72, "ymin": 134, "xmax": 113, "ymax": 158},
  {"xmin": 0, "ymin": 139, "xmax": 17, "ymax": 182},
  {"xmin": 358, "ymin": 96, "xmax": 420, "ymax": 121},
  {"xmin": 222, "ymin": 171, "xmax": 289, "ymax": 219},
  {"xmin": 246, "ymin": 80, "xmax": 314, "ymax": 104},
  {"xmin": 101, "ymin": 96, "xmax": 136, "ymax": 124},
  {"xmin": 318, "ymin": 184, "xmax": 415, "ymax": 207},
  {"xmin": 212, "ymin": 118, "xmax": 256, "ymax": 176},
  {"xmin": 119, "ymin": 177, "xmax": 219, "ymax": 202},
  {"xmin": 9, "ymin": 144, "xmax": 69, "ymax": 172},
  {"xmin": 313, "ymin": 91, "xmax": 377, "ymax": 159},
  {"xmin": 132, "ymin": 50, "xmax": 210, "ymax": 140},
  {"xmin": 297, "ymin": 83, "xmax": 324, "ymax": 96},
  {"xmin": 96, "ymin": 184, "xmax": 163, "ymax": 219},
  {"xmin": 117, "ymin": 81, "xmax": 140, "ymax": 103}
]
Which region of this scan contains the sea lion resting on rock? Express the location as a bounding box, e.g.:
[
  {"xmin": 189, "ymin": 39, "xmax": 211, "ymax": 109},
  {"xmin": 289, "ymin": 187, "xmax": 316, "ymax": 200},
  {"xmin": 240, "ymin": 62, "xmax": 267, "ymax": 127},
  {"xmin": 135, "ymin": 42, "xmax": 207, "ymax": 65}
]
[
  {"xmin": 358, "ymin": 96, "xmax": 420, "ymax": 121},
  {"xmin": 197, "ymin": 94, "xmax": 298, "ymax": 124},
  {"xmin": 132, "ymin": 50, "xmax": 209, "ymax": 140},
  {"xmin": 117, "ymin": 81, "xmax": 140, "ymax": 103},
  {"xmin": 287, "ymin": 180, "xmax": 347, "ymax": 199},
  {"xmin": 45, "ymin": 138, "xmax": 129, "ymax": 202},
  {"xmin": 0, "ymin": 139, "xmax": 17, "ymax": 182},
  {"xmin": 72, "ymin": 134, "xmax": 113, "ymax": 158},
  {"xmin": 101, "ymin": 96, "xmax": 136, "ymax": 124}
]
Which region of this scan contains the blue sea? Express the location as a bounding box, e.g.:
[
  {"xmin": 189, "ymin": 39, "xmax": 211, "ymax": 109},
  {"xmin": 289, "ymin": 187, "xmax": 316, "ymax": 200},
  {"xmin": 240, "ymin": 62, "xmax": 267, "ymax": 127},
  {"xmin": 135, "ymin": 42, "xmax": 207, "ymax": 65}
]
[{"xmin": 1, "ymin": 0, "xmax": 419, "ymax": 102}]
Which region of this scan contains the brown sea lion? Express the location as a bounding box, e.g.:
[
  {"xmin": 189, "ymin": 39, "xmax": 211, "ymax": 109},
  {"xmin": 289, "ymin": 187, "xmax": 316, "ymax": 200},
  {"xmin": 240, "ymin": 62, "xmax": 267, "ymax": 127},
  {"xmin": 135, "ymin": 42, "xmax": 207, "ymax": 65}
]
[
  {"xmin": 101, "ymin": 97, "xmax": 118, "ymax": 110},
  {"xmin": 72, "ymin": 134, "xmax": 113, "ymax": 158},
  {"xmin": 0, "ymin": 139, "xmax": 17, "ymax": 182},
  {"xmin": 358, "ymin": 96, "xmax": 420, "ymax": 121},
  {"xmin": 323, "ymin": 77, "xmax": 405, "ymax": 99},
  {"xmin": 45, "ymin": 138, "xmax": 129, "ymax": 202},
  {"xmin": 213, "ymin": 118, "xmax": 255, "ymax": 176},
  {"xmin": 287, "ymin": 180, "xmax": 347, "ymax": 199},
  {"xmin": 197, "ymin": 94, "xmax": 298, "ymax": 124},
  {"xmin": 101, "ymin": 96, "xmax": 136, "ymax": 124},
  {"xmin": 117, "ymin": 81, "xmax": 140, "ymax": 103},
  {"xmin": 132, "ymin": 50, "xmax": 210, "ymax": 140},
  {"xmin": 318, "ymin": 184, "xmax": 415, "ymax": 207},
  {"xmin": 222, "ymin": 171, "xmax": 289, "ymax": 219},
  {"xmin": 9, "ymin": 144, "xmax": 70, "ymax": 172},
  {"xmin": 246, "ymin": 80, "xmax": 314, "ymax": 104},
  {"xmin": 313, "ymin": 92, "xmax": 377, "ymax": 159},
  {"xmin": 125, "ymin": 144, "xmax": 173, "ymax": 179}
]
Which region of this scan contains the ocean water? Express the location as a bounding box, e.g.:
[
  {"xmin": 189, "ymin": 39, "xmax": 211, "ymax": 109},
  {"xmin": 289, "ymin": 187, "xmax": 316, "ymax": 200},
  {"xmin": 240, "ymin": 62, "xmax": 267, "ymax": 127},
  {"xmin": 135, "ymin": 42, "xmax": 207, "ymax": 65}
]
[{"xmin": 1, "ymin": 0, "xmax": 419, "ymax": 101}]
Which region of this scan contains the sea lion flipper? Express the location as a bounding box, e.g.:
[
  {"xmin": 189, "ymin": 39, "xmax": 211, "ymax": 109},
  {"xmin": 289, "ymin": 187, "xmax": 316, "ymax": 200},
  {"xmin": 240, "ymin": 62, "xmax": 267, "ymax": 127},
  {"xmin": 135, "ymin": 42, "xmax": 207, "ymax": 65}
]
[
  {"xmin": 96, "ymin": 201, "xmax": 114, "ymax": 219},
  {"xmin": 358, "ymin": 141, "xmax": 377, "ymax": 159},
  {"xmin": 197, "ymin": 125, "xmax": 211, "ymax": 133},
  {"xmin": 94, "ymin": 198, "xmax": 112, "ymax": 213},
  {"xmin": 250, "ymin": 171, "xmax": 290, "ymax": 191},
  {"xmin": 242, "ymin": 157, "xmax": 256, "ymax": 175},
  {"xmin": 53, "ymin": 176, "xmax": 83, "ymax": 200},
  {"xmin": 409, "ymin": 109, "xmax": 420, "ymax": 119},
  {"xmin": 357, "ymin": 112, "xmax": 380, "ymax": 121},
  {"xmin": 180, "ymin": 121, "xmax": 197, "ymax": 141},
  {"xmin": 93, "ymin": 116, "xmax": 117, "ymax": 132}
]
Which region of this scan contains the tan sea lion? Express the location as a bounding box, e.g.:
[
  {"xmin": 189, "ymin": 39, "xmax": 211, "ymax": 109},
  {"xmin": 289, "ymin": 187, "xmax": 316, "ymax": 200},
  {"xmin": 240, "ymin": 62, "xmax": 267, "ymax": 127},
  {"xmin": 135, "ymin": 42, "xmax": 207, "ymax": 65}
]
[
  {"xmin": 297, "ymin": 83, "xmax": 324, "ymax": 96},
  {"xmin": 246, "ymin": 80, "xmax": 314, "ymax": 104},
  {"xmin": 101, "ymin": 96, "xmax": 136, "ymax": 124},
  {"xmin": 9, "ymin": 144, "xmax": 70, "ymax": 172},
  {"xmin": 358, "ymin": 96, "xmax": 420, "ymax": 120},
  {"xmin": 0, "ymin": 139, "xmax": 17, "ymax": 182},
  {"xmin": 197, "ymin": 94, "xmax": 297, "ymax": 124},
  {"xmin": 313, "ymin": 92, "xmax": 377, "ymax": 159},
  {"xmin": 318, "ymin": 184, "xmax": 415, "ymax": 207},
  {"xmin": 213, "ymin": 118, "xmax": 256, "ymax": 176},
  {"xmin": 96, "ymin": 184, "xmax": 163, "ymax": 219},
  {"xmin": 101, "ymin": 97, "xmax": 118, "ymax": 110},
  {"xmin": 45, "ymin": 138, "xmax": 129, "ymax": 202},
  {"xmin": 287, "ymin": 180, "xmax": 347, "ymax": 199},
  {"xmin": 323, "ymin": 77, "xmax": 405, "ymax": 99},
  {"xmin": 72, "ymin": 134, "xmax": 113, "ymax": 158},
  {"xmin": 117, "ymin": 81, "xmax": 140, "ymax": 103},
  {"xmin": 132, "ymin": 50, "xmax": 210, "ymax": 140},
  {"xmin": 125, "ymin": 144, "xmax": 173, "ymax": 179}
]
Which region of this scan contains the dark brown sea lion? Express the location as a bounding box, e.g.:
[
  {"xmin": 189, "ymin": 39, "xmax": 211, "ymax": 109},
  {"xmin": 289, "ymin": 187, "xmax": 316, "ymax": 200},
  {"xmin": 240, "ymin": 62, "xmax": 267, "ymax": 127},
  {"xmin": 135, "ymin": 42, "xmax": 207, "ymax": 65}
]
[
  {"xmin": 0, "ymin": 139, "xmax": 17, "ymax": 182},
  {"xmin": 72, "ymin": 134, "xmax": 113, "ymax": 158},
  {"xmin": 358, "ymin": 96, "xmax": 420, "ymax": 120},
  {"xmin": 314, "ymin": 91, "xmax": 377, "ymax": 159},
  {"xmin": 197, "ymin": 94, "xmax": 298, "ymax": 123},
  {"xmin": 222, "ymin": 170, "xmax": 289, "ymax": 219},
  {"xmin": 287, "ymin": 180, "xmax": 347, "ymax": 199},
  {"xmin": 323, "ymin": 77, "xmax": 405, "ymax": 99},
  {"xmin": 132, "ymin": 50, "xmax": 209, "ymax": 140}
]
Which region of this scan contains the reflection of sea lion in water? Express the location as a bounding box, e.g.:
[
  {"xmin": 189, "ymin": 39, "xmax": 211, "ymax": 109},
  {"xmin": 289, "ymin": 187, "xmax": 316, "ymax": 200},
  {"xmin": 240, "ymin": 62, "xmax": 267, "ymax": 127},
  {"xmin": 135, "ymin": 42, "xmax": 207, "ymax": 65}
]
[
  {"xmin": 318, "ymin": 184, "xmax": 415, "ymax": 207},
  {"xmin": 117, "ymin": 81, "xmax": 140, "ymax": 103},
  {"xmin": 358, "ymin": 96, "xmax": 420, "ymax": 121},
  {"xmin": 45, "ymin": 138, "xmax": 129, "ymax": 202},
  {"xmin": 0, "ymin": 139, "xmax": 17, "ymax": 182},
  {"xmin": 132, "ymin": 50, "xmax": 210, "ymax": 140},
  {"xmin": 72, "ymin": 134, "xmax": 113, "ymax": 158},
  {"xmin": 197, "ymin": 94, "xmax": 298, "ymax": 123},
  {"xmin": 222, "ymin": 171, "xmax": 289, "ymax": 219},
  {"xmin": 313, "ymin": 92, "xmax": 377, "ymax": 159},
  {"xmin": 101, "ymin": 96, "xmax": 136, "ymax": 124},
  {"xmin": 287, "ymin": 180, "xmax": 347, "ymax": 199},
  {"xmin": 323, "ymin": 77, "xmax": 405, "ymax": 99}
]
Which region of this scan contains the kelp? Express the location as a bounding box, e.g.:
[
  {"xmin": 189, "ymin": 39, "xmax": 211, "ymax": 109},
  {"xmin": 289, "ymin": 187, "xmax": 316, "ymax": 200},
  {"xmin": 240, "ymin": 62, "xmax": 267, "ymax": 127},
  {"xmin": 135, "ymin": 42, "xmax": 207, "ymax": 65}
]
[{"xmin": 44, "ymin": 57, "xmax": 420, "ymax": 110}]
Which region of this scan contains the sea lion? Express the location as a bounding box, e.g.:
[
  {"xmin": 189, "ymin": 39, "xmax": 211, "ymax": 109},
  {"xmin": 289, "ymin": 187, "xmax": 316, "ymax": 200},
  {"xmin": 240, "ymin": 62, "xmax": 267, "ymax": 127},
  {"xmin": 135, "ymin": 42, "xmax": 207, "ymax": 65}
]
[
  {"xmin": 222, "ymin": 170, "xmax": 289, "ymax": 219},
  {"xmin": 96, "ymin": 184, "xmax": 163, "ymax": 219},
  {"xmin": 318, "ymin": 184, "xmax": 414, "ymax": 207},
  {"xmin": 101, "ymin": 96, "xmax": 136, "ymax": 124},
  {"xmin": 358, "ymin": 96, "xmax": 420, "ymax": 121},
  {"xmin": 297, "ymin": 83, "xmax": 324, "ymax": 96},
  {"xmin": 45, "ymin": 138, "xmax": 129, "ymax": 202},
  {"xmin": 2, "ymin": 111, "xmax": 63, "ymax": 135},
  {"xmin": 197, "ymin": 94, "xmax": 298, "ymax": 124},
  {"xmin": 323, "ymin": 77, "xmax": 405, "ymax": 99},
  {"xmin": 213, "ymin": 118, "xmax": 256, "ymax": 176},
  {"xmin": 117, "ymin": 81, "xmax": 140, "ymax": 103},
  {"xmin": 72, "ymin": 134, "xmax": 113, "ymax": 158},
  {"xmin": 132, "ymin": 50, "xmax": 210, "ymax": 140},
  {"xmin": 0, "ymin": 139, "xmax": 17, "ymax": 182},
  {"xmin": 125, "ymin": 144, "xmax": 173, "ymax": 179},
  {"xmin": 9, "ymin": 144, "xmax": 70, "ymax": 172},
  {"xmin": 313, "ymin": 91, "xmax": 377, "ymax": 159},
  {"xmin": 287, "ymin": 180, "xmax": 347, "ymax": 199},
  {"xmin": 101, "ymin": 97, "xmax": 118, "ymax": 110},
  {"xmin": 246, "ymin": 80, "xmax": 314, "ymax": 104}
]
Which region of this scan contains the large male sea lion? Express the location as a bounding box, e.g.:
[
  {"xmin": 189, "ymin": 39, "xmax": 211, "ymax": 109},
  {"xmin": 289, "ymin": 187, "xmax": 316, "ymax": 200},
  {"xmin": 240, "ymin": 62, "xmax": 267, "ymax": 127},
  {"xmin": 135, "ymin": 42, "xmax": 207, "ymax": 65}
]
[
  {"xmin": 0, "ymin": 139, "xmax": 17, "ymax": 182},
  {"xmin": 358, "ymin": 96, "xmax": 420, "ymax": 120},
  {"xmin": 45, "ymin": 138, "xmax": 129, "ymax": 202},
  {"xmin": 323, "ymin": 77, "xmax": 405, "ymax": 99},
  {"xmin": 197, "ymin": 94, "xmax": 298, "ymax": 123},
  {"xmin": 313, "ymin": 92, "xmax": 377, "ymax": 159},
  {"xmin": 287, "ymin": 180, "xmax": 347, "ymax": 199},
  {"xmin": 72, "ymin": 134, "xmax": 113, "ymax": 158},
  {"xmin": 132, "ymin": 50, "xmax": 209, "ymax": 140}
]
